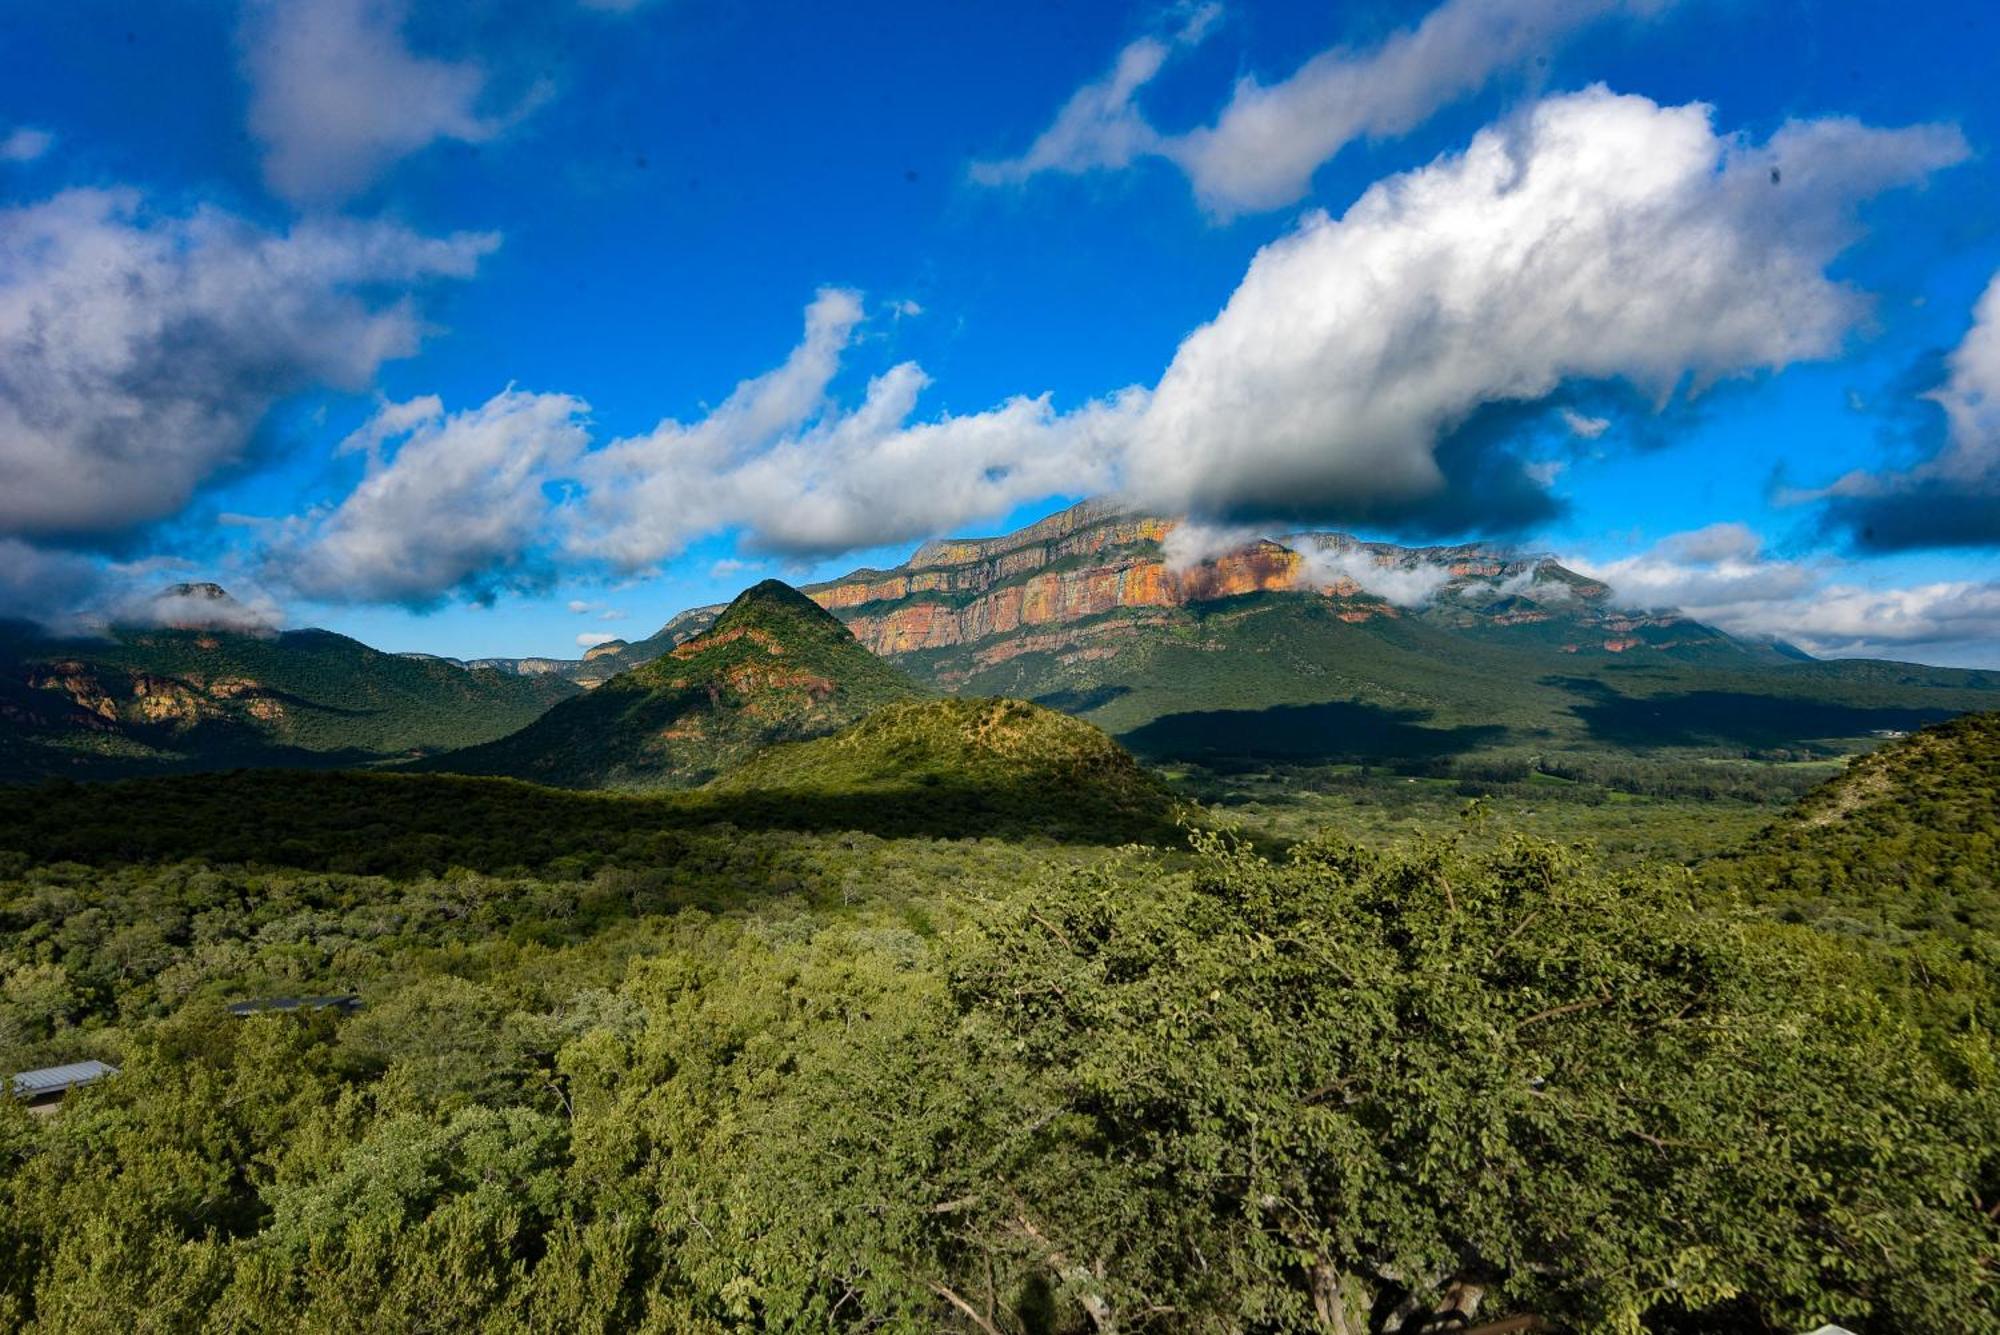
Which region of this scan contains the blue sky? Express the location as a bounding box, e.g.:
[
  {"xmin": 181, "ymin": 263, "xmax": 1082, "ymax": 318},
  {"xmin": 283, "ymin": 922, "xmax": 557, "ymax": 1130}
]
[{"xmin": 2, "ymin": 0, "xmax": 1997, "ymax": 664}]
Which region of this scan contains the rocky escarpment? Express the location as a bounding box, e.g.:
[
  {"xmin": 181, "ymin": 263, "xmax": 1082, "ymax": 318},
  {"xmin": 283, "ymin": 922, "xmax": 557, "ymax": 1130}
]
[
  {"xmin": 797, "ymin": 502, "xmax": 1720, "ymax": 666},
  {"xmin": 592, "ymin": 500, "xmax": 1763, "ymax": 684}
]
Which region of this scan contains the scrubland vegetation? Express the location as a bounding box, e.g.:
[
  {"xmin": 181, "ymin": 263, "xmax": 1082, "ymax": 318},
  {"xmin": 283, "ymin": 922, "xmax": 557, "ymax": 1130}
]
[{"xmin": 0, "ymin": 715, "xmax": 1994, "ymax": 1332}]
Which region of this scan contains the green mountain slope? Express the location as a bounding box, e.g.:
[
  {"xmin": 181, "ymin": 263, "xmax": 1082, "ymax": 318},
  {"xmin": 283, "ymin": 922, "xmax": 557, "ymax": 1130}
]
[
  {"xmin": 706, "ymin": 697, "xmax": 1182, "ymax": 841},
  {"xmin": 427, "ymin": 580, "xmax": 925, "ymax": 789},
  {"xmin": 0, "ymin": 614, "xmax": 581, "ymax": 781},
  {"xmin": 906, "ymin": 593, "xmax": 1998, "ymax": 770},
  {"xmin": 1706, "ymin": 711, "xmax": 2000, "ymax": 943}
]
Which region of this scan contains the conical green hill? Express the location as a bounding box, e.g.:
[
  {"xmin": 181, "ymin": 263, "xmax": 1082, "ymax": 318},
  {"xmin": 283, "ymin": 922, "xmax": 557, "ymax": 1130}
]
[{"xmin": 426, "ymin": 580, "xmax": 926, "ymax": 789}]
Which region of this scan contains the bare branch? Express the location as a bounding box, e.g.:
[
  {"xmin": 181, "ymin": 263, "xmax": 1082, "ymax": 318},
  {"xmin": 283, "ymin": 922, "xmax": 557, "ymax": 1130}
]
[{"xmin": 932, "ymin": 1280, "xmax": 1006, "ymax": 1335}]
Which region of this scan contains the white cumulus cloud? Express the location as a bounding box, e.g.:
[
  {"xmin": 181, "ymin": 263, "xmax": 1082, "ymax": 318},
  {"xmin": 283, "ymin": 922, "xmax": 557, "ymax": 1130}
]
[
  {"xmin": 1121, "ymin": 88, "xmax": 1968, "ymax": 528},
  {"xmin": 273, "ymin": 388, "xmax": 590, "ymax": 605},
  {"xmin": 0, "ymin": 188, "xmax": 495, "ymax": 543},
  {"xmin": 258, "ymin": 92, "xmax": 1964, "ymax": 612},
  {"xmin": 1805, "ymin": 267, "xmax": 2000, "ymax": 550},
  {"xmin": 1299, "ymin": 548, "xmax": 1460, "ymax": 607},
  {"xmin": 980, "ymin": 0, "xmax": 1674, "ymax": 216},
  {"xmin": 569, "ymin": 289, "xmax": 1137, "ymax": 568},
  {"xmin": 1574, "ymin": 526, "xmax": 2000, "ymax": 663}
]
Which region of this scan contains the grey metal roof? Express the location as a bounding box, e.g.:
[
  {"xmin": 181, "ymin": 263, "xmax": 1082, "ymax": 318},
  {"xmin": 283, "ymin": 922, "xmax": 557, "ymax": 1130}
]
[{"xmin": 10, "ymin": 1059, "xmax": 118, "ymax": 1099}]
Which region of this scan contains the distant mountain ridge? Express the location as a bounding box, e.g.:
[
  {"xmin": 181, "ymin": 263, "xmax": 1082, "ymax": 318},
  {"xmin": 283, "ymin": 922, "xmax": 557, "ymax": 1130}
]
[
  {"xmin": 0, "ymin": 610, "xmax": 582, "ymax": 781},
  {"xmin": 422, "ymin": 580, "xmax": 926, "ymax": 789}
]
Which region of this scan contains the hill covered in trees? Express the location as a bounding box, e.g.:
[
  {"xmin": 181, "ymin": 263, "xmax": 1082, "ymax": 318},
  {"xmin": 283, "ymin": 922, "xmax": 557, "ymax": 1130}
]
[
  {"xmin": 1709, "ymin": 711, "xmax": 2000, "ymax": 944},
  {"xmin": 707, "ymin": 697, "xmax": 1182, "ymax": 842},
  {"xmin": 425, "ymin": 581, "xmax": 926, "ymax": 789}
]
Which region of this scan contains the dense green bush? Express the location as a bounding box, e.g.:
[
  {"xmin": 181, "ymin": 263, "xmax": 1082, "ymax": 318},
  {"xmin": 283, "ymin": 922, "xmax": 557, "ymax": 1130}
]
[{"xmin": 1, "ymin": 819, "xmax": 1991, "ymax": 1331}]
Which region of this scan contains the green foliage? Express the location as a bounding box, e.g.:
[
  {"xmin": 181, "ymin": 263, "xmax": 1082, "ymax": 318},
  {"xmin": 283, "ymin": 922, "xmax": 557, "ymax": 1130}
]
[
  {"xmin": 0, "ymin": 709, "xmax": 1995, "ymax": 1331},
  {"xmin": 907, "ymin": 834, "xmax": 1996, "ymax": 1332},
  {"xmin": 428, "ymin": 580, "xmax": 926, "ymax": 790}
]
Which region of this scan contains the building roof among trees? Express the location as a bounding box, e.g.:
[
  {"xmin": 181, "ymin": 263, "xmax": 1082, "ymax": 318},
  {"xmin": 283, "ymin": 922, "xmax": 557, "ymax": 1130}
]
[{"xmin": 10, "ymin": 1060, "xmax": 118, "ymax": 1100}]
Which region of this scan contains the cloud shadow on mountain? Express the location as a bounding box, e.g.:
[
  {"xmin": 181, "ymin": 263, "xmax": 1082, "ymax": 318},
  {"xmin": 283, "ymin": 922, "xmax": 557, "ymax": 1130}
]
[
  {"xmin": 1558, "ymin": 680, "xmax": 1963, "ymax": 751},
  {"xmin": 1117, "ymin": 699, "xmax": 1506, "ymax": 767}
]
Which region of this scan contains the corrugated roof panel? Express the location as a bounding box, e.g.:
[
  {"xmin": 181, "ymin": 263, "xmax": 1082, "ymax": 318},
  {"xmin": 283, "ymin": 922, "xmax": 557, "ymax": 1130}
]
[{"xmin": 10, "ymin": 1060, "xmax": 118, "ymax": 1098}]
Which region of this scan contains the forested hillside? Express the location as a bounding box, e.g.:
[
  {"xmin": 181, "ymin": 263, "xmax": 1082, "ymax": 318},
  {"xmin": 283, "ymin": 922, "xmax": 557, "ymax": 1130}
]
[
  {"xmin": 1710, "ymin": 711, "xmax": 2000, "ymax": 943},
  {"xmin": 427, "ymin": 581, "xmax": 926, "ymax": 789}
]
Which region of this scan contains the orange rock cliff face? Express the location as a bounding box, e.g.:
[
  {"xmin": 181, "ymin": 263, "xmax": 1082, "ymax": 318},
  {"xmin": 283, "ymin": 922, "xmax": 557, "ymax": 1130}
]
[
  {"xmin": 799, "ymin": 503, "xmax": 1389, "ymax": 659},
  {"xmin": 624, "ymin": 500, "xmax": 1697, "ymax": 676}
]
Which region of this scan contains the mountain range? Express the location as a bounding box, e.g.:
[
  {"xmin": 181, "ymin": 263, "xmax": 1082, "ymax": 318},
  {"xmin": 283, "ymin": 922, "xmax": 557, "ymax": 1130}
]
[
  {"xmin": 513, "ymin": 500, "xmax": 2000, "ymax": 771},
  {"xmin": 3, "ymin": 506, "xmax": 1997, "ymax": 784}
]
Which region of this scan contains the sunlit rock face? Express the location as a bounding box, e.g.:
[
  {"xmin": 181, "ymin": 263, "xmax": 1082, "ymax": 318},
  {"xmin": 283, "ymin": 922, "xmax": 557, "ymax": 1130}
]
[{"xmin": 792, "ymin": 501, "xmax": 1666, "ymax": 666}]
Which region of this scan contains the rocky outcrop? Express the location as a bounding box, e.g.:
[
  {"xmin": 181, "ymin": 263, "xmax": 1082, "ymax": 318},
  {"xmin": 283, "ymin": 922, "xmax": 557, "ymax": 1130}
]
[{"xmin": 24, "ymin": 660, "xmax": 290, "ymax": 729}]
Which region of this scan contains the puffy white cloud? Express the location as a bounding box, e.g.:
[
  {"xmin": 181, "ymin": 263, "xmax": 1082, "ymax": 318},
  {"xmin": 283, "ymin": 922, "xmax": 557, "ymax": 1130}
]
[
  {"xmin": 570, "ymin": 93, "xmax": 1959, "ymax": 570},
  {"xmin": 970, "ymin": 4, "xmax": 1219, "ymax": 187},
  {"xmin": 0, "ymin": 187, "xmax": 494, "ymax": 543},
  {"xmin": 1121, "ymin": 89, "xmax": 1968, "ymax": 528},
  {"xmin": 576, "ymin": 631, "xmax": 620, "ymax": 648},
  {"xmin": 1161, "ymin": 521, "xmax": 1463, "ymax": 607},
  {"xmin": 238, "ymin": 0, "xmax": 542, "ymax": 205},
  {"xmin": 127, "ymin": 583, "xmax": 284, "ymax": 636},
  {"xmin": 1807, "ymin": 268, "xmax": 2000, "ymax": 550},
  {"xmin": 0, "ymin": 542, "xmax": 288, "ymax": 637},
  {"xmin": 0, "ymin": 127, "xmax": 53, "ymax": 163},
  {"xmin": 273, "ymin": 388, "xmax": 589, "ymax": 605},
  {"xmin": 570, "ymin": 289, "xmax": 1138, "ymax": 567},
  {"xmin": 981, "ymin": 0, "xmax": 1672, "ymax": 216},
  {"xmin": 1574, "ymin": 527, "xmax": 2000, "ymax": 662},
  {"xmin": 1303, "ymin": 548, "xmax": 1459, "ymax": 607}
]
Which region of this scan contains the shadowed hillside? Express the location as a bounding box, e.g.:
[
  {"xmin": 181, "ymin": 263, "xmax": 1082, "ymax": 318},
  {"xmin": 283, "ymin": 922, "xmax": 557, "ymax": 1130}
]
[{"xmin": 0, "ymin": 705, "xmax": 1182, "ymax": 875}]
